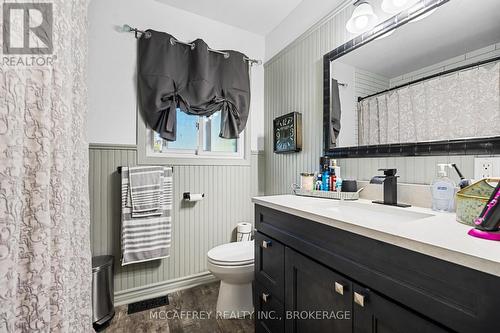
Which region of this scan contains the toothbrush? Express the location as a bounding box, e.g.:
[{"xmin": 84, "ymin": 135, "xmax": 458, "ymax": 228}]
[{"xmin": 451, "ymin": 163, "xmax": 471, "ymax": 189}]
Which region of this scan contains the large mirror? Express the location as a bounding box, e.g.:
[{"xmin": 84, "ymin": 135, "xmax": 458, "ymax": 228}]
[{"xmin": 324, "ymin": 0, "xmax": 500, "ymax": 157}]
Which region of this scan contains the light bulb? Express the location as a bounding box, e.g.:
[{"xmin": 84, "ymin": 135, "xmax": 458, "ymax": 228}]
[
  {"xmin": 354, "ymin": 16, "xmax": 369, "ymax": 29},
  {"xmin": 346, "ymin": 2, "xmax": 378, "ymax": 34}
]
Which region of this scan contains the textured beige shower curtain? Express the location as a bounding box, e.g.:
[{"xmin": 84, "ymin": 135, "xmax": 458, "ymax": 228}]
[
  {"xmin": 0, "ymin": 1, "xmax": 92, "ymax": 332},
  {"xmin": 358, "ymin": 62, "xmax": 500, "ymax": 145}
]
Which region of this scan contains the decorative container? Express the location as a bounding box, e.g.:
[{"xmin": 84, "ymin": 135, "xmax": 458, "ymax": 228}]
[
  {"xmin": 300, "ymin": 173, "xmax": 315, "ymax": 191},
  {"xmin": 456, "ymin": 178, "xmax": 499, "ymax": 226}
]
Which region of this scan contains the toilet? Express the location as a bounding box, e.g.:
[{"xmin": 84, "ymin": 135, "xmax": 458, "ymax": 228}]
[{"xmin": 207, "ymin": 240, "xmax": 254, "ymax": 318}]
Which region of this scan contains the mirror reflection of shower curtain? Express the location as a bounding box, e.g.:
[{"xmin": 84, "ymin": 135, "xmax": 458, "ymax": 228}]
[
  {"xmin": 358, "ymin": 62, "xmax": 500, "ymax": 145},
  {"xmin": 330, "ymin": 79, "xmax": 342, "ymax": 148}
]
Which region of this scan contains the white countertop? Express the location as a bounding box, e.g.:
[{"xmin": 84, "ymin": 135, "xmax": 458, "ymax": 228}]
[{"xmin": 252, "ymin": 195, "xmax": 500, "ymax": 277}]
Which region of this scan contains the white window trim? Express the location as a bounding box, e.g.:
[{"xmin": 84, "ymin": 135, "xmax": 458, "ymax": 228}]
[{"xmin": 137, "ymin": 110, "xmax": 251, "ymax": 166}]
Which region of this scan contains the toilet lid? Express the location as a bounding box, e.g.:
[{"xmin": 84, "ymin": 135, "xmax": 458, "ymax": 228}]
[{"xmin": 207, "ymin": 240, "xmax": 254, "ymax": 265}]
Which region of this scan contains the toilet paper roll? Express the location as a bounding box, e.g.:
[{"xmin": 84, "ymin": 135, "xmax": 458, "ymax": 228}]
[
  {"xmin": 236, "ymin": 222, "xmax": 252, "ymax": 242},
  {"xmin": 237, "ymin": 222, "xmax": 252, "ymax": 233}
]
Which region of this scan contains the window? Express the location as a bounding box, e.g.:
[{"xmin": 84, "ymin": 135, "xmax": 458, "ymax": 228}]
[{"xmin": 147, "ymin": 108, "xmax": 244, "ymax": 160}]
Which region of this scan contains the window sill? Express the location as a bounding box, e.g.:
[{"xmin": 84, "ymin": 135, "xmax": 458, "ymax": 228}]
[{"xmin": 137, "ymin": 151, "xmax": 252, "ymax": 166}]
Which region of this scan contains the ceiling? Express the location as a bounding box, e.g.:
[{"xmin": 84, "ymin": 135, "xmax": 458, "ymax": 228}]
[
  {"xmin": 338, "ymin": 0, "xmax": 500, "ymax": 78},
  {"xmin": 266, "ymin": 0, "xmax": 345, "ymax": 60},
  {"xmin": 155, "ymin": 0, "xmax": 303, "ymax": 35}
]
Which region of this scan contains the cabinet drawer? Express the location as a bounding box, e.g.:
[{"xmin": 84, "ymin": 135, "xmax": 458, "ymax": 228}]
[
  {"xmin": 254, "ymin": 282, "xmax": 285, "ymax": 333},
  {"xmin": 255, "ymin": 232, "xmax": 284, "ymax": 301}
]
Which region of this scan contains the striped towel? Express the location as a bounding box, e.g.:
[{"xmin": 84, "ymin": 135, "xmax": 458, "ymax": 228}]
[{"xmin": 121, "ymin": 166, "xmax": 173, "ymax": 265}]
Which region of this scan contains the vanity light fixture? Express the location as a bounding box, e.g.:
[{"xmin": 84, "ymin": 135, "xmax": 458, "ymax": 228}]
[
  {"xmin": 410, "ymin": 8, "xmax": 437, "ymax": 22},
  {"xmin": 346, "ymin": 1, "xmax": 378, "ymax": 34},
  {"xmin": 376, "ymin": 29, "xmax": 395, "ymax": 40},
  {"xmin": 381, "ymin": 0, "xmax": 419, "ymax": 14}
]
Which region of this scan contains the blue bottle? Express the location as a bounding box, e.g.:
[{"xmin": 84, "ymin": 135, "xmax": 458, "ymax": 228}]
[{"xmin": 321, "ymin": 166, "xmax": 330, "ymax": 191}]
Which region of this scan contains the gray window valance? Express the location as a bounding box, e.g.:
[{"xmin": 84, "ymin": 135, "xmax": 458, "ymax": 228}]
[{"xmin": 138, "ymin": 30, "xmax": 251, "ymax": 141}]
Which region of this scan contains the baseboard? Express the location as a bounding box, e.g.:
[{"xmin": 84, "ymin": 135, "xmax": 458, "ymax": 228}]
[{"xmin": 114, "ymin": 272, "xmax": 218, "ymax": 306}]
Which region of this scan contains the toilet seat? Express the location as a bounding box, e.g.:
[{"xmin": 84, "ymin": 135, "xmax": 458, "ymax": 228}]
[
  {"xmin": 207, "ymin": 240, "xmax": 254, "ymax": 266},
  {"xmin": 208, "ymin": 258, "xmax": 253, "ymax": 266}
]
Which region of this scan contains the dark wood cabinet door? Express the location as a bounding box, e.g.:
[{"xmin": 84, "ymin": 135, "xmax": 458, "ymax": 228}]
[
  {"xmin": 285, "ymin": 247, "xmax": 353, "ymax": 333},
  {"xmin": 255, "ymin": 282, "xmax": 285, "ymax": 333},
  {"xmin": 352, "ymin": 284, "xmax": 450, "ymax": 333},
  {"xmin": 255, "ymin": 232, "xmax": 285, "ymax": 301}
]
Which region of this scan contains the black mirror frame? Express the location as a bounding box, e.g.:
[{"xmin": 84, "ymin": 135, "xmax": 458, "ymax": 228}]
[{"xmin": 322, "ymin": 0, "xmax": 500, "ymax": 158}]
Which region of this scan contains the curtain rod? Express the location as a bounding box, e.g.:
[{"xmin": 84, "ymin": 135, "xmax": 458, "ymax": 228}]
[
  {"xmin": 122, "ymin": 24, "xmax": 262, "ymax": 66},
  {"xmin": 357, "ymin": 55, "xmax": 500, "ymax": 102}
]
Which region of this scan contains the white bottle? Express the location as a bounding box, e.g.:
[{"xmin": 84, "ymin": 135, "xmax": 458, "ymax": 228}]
[{"xmin": 431, "ymin": 164, "xmax": 456, "ymax": 212}]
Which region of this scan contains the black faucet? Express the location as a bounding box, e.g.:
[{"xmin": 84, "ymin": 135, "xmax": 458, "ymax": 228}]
[{"xmin": 371, "ymin": 169, "xmax": 411, "ymax": 208}]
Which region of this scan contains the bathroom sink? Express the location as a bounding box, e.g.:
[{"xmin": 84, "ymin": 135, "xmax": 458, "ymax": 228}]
[{"xmin": 324, "ymin": 201, "xmax": 435, "ymax": 224}]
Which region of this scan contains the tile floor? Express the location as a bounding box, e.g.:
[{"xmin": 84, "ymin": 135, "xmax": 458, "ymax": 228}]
[{"xmin": 98, "ymin": 282, "xmax": 254, "ymax": 333}]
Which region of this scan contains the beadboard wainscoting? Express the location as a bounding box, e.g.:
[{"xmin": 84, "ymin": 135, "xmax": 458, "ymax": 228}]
[
  {"xmin": 264, "ymin": 2, "xmax": 355, "ymax": 195},
  {"xmin": 89, "ymin": 144, "xmax": 264, "ymax": 305}
]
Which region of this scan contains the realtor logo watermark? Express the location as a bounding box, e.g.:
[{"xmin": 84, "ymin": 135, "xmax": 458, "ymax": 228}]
[
  {"xmin": 2, "ymin": 2, "xmax": 56, "ymax": 66},
  {"xmin": 149, "ymin": 309, "xmax": 352, "ymax": 321}
]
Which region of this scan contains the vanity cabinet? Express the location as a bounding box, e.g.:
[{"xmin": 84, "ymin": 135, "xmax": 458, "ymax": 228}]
[{"xmin": 254, "ymin": 204, "xmax": 500, "ymax": 333}]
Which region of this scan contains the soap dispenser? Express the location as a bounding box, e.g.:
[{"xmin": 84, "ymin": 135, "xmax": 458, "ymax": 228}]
[{"xmin": 431, "ymin": 164, "xmax": 456, "ymax": 212}]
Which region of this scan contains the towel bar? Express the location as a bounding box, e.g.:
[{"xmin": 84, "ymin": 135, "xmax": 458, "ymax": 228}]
[{"xmin": 117, "ymin": 166, "xmax": 173, "ymax": 174}]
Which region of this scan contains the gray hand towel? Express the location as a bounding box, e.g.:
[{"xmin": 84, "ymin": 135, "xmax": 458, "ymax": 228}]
[
  {"xmin": 330, "ymin": 78, "xmax": 342, "ymax": 148},
  {"xmin": 128, "ymin": 166, "xmax": 163, "ymax": 217}
]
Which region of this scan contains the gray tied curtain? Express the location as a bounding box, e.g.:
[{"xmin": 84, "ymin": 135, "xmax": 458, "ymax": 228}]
[{"xmin": 138, "ymin": 30, "xmax": 251, "ymax": 141}]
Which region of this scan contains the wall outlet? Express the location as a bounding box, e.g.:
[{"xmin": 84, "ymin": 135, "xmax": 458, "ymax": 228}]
[{"xmin": 474, "ymin": 157, "xmax": 500, "ymax": 179}]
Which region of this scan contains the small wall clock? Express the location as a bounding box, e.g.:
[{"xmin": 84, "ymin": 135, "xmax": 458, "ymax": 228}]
[{"xmin": 273, "ymin": 112, "xmax": 302, "ymax": 153}]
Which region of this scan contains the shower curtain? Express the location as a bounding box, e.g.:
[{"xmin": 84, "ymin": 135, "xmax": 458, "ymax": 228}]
[
  {"xmin": 0, "ymin": 1, "xmax": 92, "ymax": 332},
  {"xmin": 358, "ymin": 62, "xmax": 500, "ymax": 145}
]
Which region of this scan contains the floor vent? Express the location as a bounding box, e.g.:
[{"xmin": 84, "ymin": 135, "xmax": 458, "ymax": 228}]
[{"xmin": 127, "ymin": 295, "xmax": 169, "ymax": 314}]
